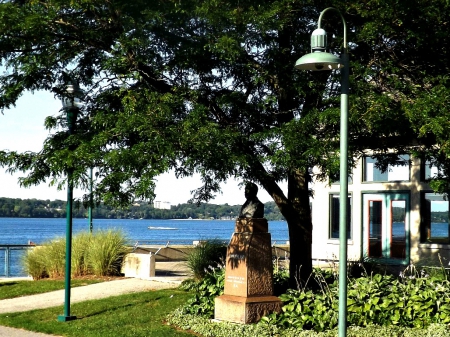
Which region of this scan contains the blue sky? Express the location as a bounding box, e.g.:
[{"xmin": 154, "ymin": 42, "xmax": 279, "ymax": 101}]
[{"xmin": 0, "ymin": 91, "xmax": 278, "ymax": 205}]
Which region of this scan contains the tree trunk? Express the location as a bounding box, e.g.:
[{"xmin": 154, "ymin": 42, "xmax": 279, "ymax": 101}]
[
  {"xmin": 260, "ymin": 167, "xmax": 313, "ymax": 289},
  {"xmin": 284, "ymin": 169, "xmax": 313, "ymax": 288}
]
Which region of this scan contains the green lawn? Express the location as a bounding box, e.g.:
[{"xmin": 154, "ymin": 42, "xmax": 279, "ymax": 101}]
[
  {"xmin": 0, "ymin": 279, "xmax": 105, "ymax": 300},
  {"xmin": 0, "ymin": 289, "xmax": 194, "ymax": 337}
]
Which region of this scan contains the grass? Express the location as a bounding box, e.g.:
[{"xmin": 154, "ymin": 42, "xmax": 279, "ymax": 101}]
[
  {"xmin": 0, "ymin": 279, "xmax": 108, "ymax": 300},
  {"xmin": 23, "ymin": 229, "xmax": 129, "ymax": 279},
  {"xmin": 0, "ymin": 288, "xmax": 194, "ymax": 337},
  {"xmin": 186, "ymin": 239, "xmax": 226, "ymax": 280}
]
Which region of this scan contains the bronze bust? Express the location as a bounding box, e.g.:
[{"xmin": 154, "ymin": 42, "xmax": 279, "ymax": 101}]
[{"xmin": 239, "ymin": 183, "xmax": 264, "ymax": 218}]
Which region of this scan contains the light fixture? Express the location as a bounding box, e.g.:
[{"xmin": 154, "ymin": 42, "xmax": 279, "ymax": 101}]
[
  {"xmin": 58, "ymin": 81, "xmax": 83, "ymax": 322},
  {"xmin": 295, "ymin": 7, "xmax": 349, "ymax": 337}
]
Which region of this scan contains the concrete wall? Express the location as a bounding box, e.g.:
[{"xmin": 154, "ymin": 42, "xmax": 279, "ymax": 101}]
[{"xmin": 132, "ymin": 244, "xmax": 290, "ymax": 261}]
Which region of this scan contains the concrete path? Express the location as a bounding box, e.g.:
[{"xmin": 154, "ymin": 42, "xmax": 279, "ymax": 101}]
[{"xmin": 0, "ymin": 262, "xmax": 190, "ymax": 337}]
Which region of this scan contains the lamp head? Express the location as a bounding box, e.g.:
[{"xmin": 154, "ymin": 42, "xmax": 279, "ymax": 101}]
[
  {"xmin": 295, "ymin": 28, "xmax": 344, "ymax": 71},
  {"xmin": 61, "ymin": 82, "xmax": 84, "ymax": 110}
]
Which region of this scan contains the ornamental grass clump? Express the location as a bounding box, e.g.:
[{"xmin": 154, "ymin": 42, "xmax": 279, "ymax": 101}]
[
  {"xmin": 23, "ymin": 238, "xmax": 66, "ymax": 279},
  {"xmin": 22, "ymin": 229, "xmax": 128, "ymax": 279},
  {"xmin": 86, "ymin": 229, "xmax": 129, "ymax": 276},
  {"xmin": 186, "ymin": 239, "xmax": 227, "ymax": 280},
  {"xmin": 72, "ymin": 231, "xmax": 91, "ymax": 276}
]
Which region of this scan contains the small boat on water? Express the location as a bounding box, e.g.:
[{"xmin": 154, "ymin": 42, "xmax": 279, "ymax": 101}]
[{"xmin": 147, "ymin": 226, "xmax": 178, "ymax": 230}]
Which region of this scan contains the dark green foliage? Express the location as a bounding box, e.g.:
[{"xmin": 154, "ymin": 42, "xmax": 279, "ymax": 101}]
[
  {"xmin": 178, "ymin": 263, "xmax": 450, "ymax": 332},
  {"xmin": 267, "ymin": 272, "xmax": 450, "ymax": 332},
  {"xmin": 186, "ymin": 240, "xmax": 226, "ymax": 280},
  {"xmin": 180, "ymin": 267, "xmax": 225, "ymax": 317},
  {"xmin": 273, "ymin": 262, "xmax": 290, "ymax": 296}
]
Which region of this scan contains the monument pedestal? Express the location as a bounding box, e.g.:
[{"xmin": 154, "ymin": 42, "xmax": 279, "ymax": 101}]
[{"xmin": 214, "ymin": 218, "xmax": 281, "ymax": 324}]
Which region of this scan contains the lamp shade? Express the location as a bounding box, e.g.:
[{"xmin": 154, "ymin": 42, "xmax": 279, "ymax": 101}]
[
  {"xmin": 295, "ymin": 51, "xmax": 343, "ymax": 71},
  {"xmin": 61, "ymin": 83, "xmax": 84, "ymax": 110}
]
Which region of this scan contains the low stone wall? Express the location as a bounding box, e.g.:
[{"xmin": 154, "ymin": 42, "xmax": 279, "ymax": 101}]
[
  {"xmin": 132, "ymin": 244, "xmax": 290, "ymax": 261},
  {"xmin": 122, "ymin": 244, "xmax": 290, "ymax": 279}
]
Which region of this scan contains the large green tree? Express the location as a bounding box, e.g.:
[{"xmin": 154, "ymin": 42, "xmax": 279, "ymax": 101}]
[{"xmin": 0, "ymin": 0, "xmax": 449, "ymax": 285}]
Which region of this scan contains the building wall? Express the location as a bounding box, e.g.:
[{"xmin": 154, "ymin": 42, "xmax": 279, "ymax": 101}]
[{"xmin": 311, "ymin": 156, "xmax": 446, "ymax": 266}]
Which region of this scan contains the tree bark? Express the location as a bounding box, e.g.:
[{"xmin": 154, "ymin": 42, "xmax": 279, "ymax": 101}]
[{"xmin": 258, "ymin": 167, "xmax": 312, "ymax": 288}]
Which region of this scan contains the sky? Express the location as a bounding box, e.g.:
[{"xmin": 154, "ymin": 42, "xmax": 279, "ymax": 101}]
[{"xmin": 0, "ymin": 91, "xmax": 282, "ymax": 206}]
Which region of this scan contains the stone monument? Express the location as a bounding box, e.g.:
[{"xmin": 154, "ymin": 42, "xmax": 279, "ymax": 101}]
[{"xmin": 214, "ymin": 183, "xmax": 282, "ymax": 324}]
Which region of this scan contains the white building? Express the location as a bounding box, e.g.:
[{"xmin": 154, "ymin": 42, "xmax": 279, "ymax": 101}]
[
  {"xmin": 311, "ymin": 154, "xmax": 450, "ymax": 267},
  {"xmin": 153, "ymin": 200, "xmax": 171, "ymax": 210}
]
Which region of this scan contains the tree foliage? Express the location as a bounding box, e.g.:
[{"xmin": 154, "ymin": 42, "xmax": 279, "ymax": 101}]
[
  {"xmin": 0, "ymin": 197, "xmax": 284, "ymax": 220},
  {"xmin": 0, "ymin": 0, "xmax": 450, "ymax": 284}
]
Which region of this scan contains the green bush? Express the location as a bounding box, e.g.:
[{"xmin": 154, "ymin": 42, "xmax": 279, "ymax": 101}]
[
  {"xmin": 22, "ymin": 230, "xmax": 128, "ymax": 279},
  {"xmin": 180, "ymin": 266, "xmax": 225, "ymax": 317},
  {"xmin": 22, "ymin": 247, "xmax": 48, "ymax": 280},
  {"xmin": 176, "ymin": 263, "xmax": 450, "ymax": 333},
  {"xmin": 273, "ymin": 259, "xmax": 290, "ymax": 295},
  {"xmin": 72, "ymin": 231, "xmax": 91, "ymax": 276},
  {"xmin": 85, "ymin": 229, "xmax": 128, "ymax": 276},
  {"xmin": 186, "ymin": 239, "xmax": 226, "ymax": 280},
  {"xmin": 268, "ymin": 271, "xmax": 450, "ymax": 332}
]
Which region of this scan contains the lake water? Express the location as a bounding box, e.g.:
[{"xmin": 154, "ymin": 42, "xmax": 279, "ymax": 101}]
[{"xmin": 0, "ymin": 218, "xmax": 289, "ymax": 277}]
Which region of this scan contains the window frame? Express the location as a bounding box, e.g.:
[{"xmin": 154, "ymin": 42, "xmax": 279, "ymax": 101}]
[
  {"xmin": 421, "ymin": 159, "xmax": 445, "ymax": 181},
  {"xmin": 363, "ymin": 154, "xmax": 411, "ymax": 183},
  {"xmin": 329, "ymin": 193, "xmax": 352, "ymax": 240},
  {"xmin": 420, "ymin": 192, "xmax": 450, "ymax": 244}
]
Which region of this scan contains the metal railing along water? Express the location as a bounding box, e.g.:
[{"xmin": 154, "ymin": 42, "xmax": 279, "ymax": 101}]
[{"xmin": 0, "ymin": 244, "xmax": 33, "ymax": 277}]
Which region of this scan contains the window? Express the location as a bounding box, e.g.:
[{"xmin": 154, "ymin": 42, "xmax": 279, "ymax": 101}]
[
  {"xmin": 421, "ymin": 193, "xmax": 449, "ymax": 244},
  {"xmin": 422, "ymin": 159, "xmax": 445, "ymax": 181},
  {"xmin": 363, "ymin": 155, "xmax": 410, "ymax": 182},
  {"xmin": 329, "ymin": 194, "xmax": 352, "ymax": 239}
]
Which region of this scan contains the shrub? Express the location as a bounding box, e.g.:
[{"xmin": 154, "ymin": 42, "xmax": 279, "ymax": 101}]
[
  {"xmin": 85, "ymin": 229, "xmax": 129, "ymax": 276},
  {"xmin": 267, "ymin": 271, "xmax": 450, "ymax": 332},
  {"xmin": 273, "ymin": 261, "xmax": 290, "ymax": 295},
  {"xmin": 22, "ymin": 229, "xmax": 128, "ymax": 278},
  {"xmin": 72, "ymin": 231, "xmax": 91, "ymax": 276},
  {"xmin": 186, "ymin": 239, "xmax": 226, "ymax": 280},
  {"xmin": 180, "ymin": 266, "xmax": 225, "ymax": 317},
  {"xmin": 39, "ymin": 238, "xmax": 66, "ymax": 278},
  {"xmin": 22, "ymin": 247, "xmax": 48, "ymax": 280}
]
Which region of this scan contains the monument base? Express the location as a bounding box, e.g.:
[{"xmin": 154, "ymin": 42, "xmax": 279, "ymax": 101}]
[{"xmin": 214, "ymin": 294, "xmax": 282, "ymax": 324}]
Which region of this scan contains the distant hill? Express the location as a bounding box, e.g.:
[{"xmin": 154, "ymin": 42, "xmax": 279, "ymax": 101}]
[{"xmin": 0, "ymin": 197, "xmax": 285, "ymax": 220}]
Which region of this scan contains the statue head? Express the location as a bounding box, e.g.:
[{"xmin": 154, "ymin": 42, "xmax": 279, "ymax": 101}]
[{"xmin": 244, "ymin": 182, "xmax": 258, "ymax": 200}]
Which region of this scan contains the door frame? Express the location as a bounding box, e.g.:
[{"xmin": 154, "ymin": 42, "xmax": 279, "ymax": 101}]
[{"xmin": 362, "ymin": 192, "xmax": 410, "ymax": 265}]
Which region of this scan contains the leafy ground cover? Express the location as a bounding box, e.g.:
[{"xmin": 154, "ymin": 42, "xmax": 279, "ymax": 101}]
[
  {"xmin": 172, "ymin": 263, "xmax": 450, "ymax": 336},
  {"xmin": 0, "ymin": 278, "xmax": 108, "ymax": 300},
  {"xmin": 0, "ymin": 289, "xmax": 193, "ymax": 337}
]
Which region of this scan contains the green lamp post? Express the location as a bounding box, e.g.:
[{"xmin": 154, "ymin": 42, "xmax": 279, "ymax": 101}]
[
  {"xmin": 58, "ymin": 82, "xmax": 83, "ymax": 322},
  {"xmin": 89, "ymin": 167, "xmax": 93, "ymax": 233},
  {"xmin": 295, "ymin": 7, "xmax": 349, "ymax": 337}
]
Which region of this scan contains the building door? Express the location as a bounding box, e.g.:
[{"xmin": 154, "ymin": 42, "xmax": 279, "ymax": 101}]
[{"xmin": 363, "ymin": 193, "xmax": 410, "ymax": 263}]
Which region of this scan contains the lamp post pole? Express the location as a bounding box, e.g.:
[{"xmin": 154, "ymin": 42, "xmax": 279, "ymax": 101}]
[
  {"xmin": 58, "ymin": 83, "xmax": 82, "ymax": 322},
  {"xmin": 295, "ymin": 7, "xmax": 349, "ymax": 337},
  {"xmin": 89, "ymin": 167, "xmax": 93, "ymax": 233}
]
